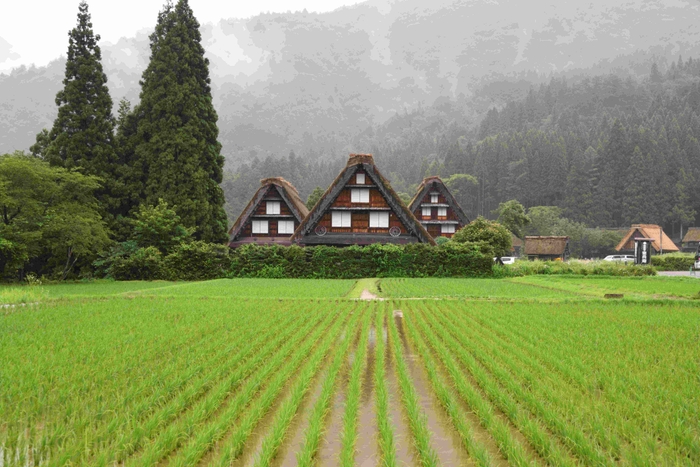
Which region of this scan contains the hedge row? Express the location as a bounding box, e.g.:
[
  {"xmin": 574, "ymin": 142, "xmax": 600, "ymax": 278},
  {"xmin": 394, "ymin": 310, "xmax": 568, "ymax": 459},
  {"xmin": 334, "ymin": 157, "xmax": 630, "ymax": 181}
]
[
  {"xmin": 650, "ymin": 253, "xmax": 695, "ymax": 271},
  {"xmin": 494, "ymin": 259, "xmax": 656, "ymax": 277},
  {"xmin": 105, "ymin": 241, "xmax": 495, "ymax": 280}
]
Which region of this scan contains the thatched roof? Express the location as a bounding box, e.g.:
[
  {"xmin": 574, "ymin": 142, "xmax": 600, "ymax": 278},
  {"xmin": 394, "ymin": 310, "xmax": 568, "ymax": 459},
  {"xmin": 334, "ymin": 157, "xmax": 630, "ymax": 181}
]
[
  {"xmin": 525, "ymin": 236, "xmax": 569, "ymax": 255},
  {"xmin": 228, "ymin": 177, "xmax": 309, "ymax": 243},
  {"xmin": 292, "ymin": 154, "xmax": 435, "ymax": 245},
  {"xmin": 615, "ymin": 224, "xmax": 679, "ymax": 253},
  {"xmin": 682, "ymin": 227, "xmax": 700, "ymax": 243},
  {"xmin": 511, "ymin": 234, "xmax": 523, "ymax": 248},
  {"xmin": 408, "ymin": 176, "xmax": 470, "ymax": 226}
]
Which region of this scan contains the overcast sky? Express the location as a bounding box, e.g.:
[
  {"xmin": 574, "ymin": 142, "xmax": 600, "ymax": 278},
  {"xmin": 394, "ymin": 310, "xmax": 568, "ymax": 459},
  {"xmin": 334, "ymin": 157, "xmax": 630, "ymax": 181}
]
[{"xmin": 0, "ymin": 0, "xmax": 364, "ymax": 73}]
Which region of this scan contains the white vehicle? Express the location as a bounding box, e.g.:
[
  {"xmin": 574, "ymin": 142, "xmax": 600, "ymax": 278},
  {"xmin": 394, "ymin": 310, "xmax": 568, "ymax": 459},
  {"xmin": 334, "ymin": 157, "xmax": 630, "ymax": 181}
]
[
  {"xmin": 494, "ymin": 256, "xmax": 517, "ymax": 265},
  {"xmin": 603, "ymin": 255, "xmax": 635, "ymax": 263}
]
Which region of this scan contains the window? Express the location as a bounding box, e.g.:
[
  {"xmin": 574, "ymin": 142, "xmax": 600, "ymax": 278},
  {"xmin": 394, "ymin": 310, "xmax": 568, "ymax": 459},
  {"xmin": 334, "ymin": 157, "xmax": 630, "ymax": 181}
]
[
  {"xmin": 277, "ymin": 220, "xmax": 295, "ymax": 234},
  {"xmin": 441, "ymin": 224, "xmax": 455, "ymax": 234},
  {"xmin": 422, "ymin": 207, "xmax": 431, "ymax": 218},
  {"xmin": 351, "ymin": 188, "xmax": 370, "ymax": 203},
  {"xmin": 370, "ymin": 212, "xmax": 389, "ymax": 228},
  {"xmin": 430, "ymin": 193, "xmax": 438, "ymax": 203},
  {"xmin": 266, "ymin": 201, "xmax": 280, "ymax": 215},
  {"xmin": 356, "ymin": 173, "xmax": 365, "ymax": 184},
  {"xmin": 437, "ymin": 207, "xmax": 447, "ymax": 217},
  {"xmin": 252, "ymin": 220, "xmax": 269, "ymax": 234},
  {"xmin": 332, "ymin": 211, "xmax": 351, "ymax": 227}
]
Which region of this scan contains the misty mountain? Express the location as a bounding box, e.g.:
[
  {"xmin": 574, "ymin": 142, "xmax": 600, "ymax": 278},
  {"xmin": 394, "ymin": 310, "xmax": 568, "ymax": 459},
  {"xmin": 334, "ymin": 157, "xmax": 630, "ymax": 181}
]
[{"xmin": 1, "ymin": 0, "xmax": 699, "ymax": 163}]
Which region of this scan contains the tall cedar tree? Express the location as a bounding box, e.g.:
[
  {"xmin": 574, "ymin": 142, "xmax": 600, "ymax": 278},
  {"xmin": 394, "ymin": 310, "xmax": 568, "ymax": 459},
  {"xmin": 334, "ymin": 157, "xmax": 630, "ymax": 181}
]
[
  {"xmin": 132, "ymin": 0, "xmax": 227, "ymax": 243},
  {"xmin": 31, "ymin": 1, "xmax": 121, "ymax": 223}
]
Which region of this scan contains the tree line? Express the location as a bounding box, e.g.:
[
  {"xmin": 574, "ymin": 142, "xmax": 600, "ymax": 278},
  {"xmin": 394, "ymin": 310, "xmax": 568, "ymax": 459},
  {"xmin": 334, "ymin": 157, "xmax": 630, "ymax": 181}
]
[{"xmin": 1, "ymin": 0, "xmax": 226, "ymax": 279}]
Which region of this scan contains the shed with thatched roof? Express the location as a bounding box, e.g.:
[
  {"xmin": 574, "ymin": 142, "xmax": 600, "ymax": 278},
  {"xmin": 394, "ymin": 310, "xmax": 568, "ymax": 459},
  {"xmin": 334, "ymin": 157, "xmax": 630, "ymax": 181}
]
[
  {"xmin": 615, "ymin": 224, "xmax": 679, "ymax": 254},
  {"xmin": 681, "ymin": 227, "xmax": 700, "ymax": 252},
  {"xmin": 525, "ymin": 236, "xmax": 570, "ymax": 261},
  {"xmin": 228, "ymin": 177, "xmax": 309, "ymax": 248},
  {"xmin": 408, "ymin": 176, "xmax": 470, "ymax": 239},
  {"xmin": 292, "ymin": 154, "xmax": 434, "ymax": 246}
]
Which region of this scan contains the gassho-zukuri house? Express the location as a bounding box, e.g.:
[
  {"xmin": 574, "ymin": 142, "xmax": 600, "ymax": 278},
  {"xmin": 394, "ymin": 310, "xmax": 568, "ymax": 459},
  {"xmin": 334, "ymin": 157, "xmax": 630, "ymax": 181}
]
[
  {"xmin": 228, "ymin": 177, "xmax": 309, "ymax": 248},
  {"xmin": 408, "ymin": 175, "xmax": 470, "ymax": 239},
  {"xmin": 291, "ymin": 154, "xmax": 435, "ymax": 246}
]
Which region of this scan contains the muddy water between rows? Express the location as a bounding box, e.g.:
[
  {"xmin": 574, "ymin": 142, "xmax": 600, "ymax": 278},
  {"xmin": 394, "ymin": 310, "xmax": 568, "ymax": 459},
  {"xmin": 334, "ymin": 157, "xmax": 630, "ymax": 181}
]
[
  {"xmin": 393, "ymin": 312, "xmax": 475, "ymax": 467},
  {"xmin": 355, "ymin": 325, "xmax": 379, "ymax": 466}
]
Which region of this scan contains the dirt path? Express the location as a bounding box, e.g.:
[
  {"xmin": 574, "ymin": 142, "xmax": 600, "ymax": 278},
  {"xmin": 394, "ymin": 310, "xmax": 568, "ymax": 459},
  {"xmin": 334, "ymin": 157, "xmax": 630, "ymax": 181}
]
[{"xmin": 360, "ymin": 289, "xmax": 382, "ymax": 300}]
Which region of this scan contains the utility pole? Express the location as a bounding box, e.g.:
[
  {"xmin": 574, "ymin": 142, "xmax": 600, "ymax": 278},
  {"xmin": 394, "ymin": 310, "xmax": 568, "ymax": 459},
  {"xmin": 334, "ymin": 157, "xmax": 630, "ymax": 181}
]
[{"xmin": 660, "ymin": 225, "xmax": 663, "ymax": 255}]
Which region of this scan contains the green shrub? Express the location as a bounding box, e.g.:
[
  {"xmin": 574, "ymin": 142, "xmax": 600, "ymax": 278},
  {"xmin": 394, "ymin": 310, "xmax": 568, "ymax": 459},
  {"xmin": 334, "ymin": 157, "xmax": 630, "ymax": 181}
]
[
  {"xmin": 109, "ymin": 246, "xmax": 164, "ymax": 280},
  {"xmin": 651, "ymin": 253, "xmax": 695, "ymax": 271},
  {"xmin": 163, "ymin": 241, "xmax": 230, "ymax": 281},
  {"xmin": 452, "ymin": 216, "xmax": 512, "ymax": 257},
  {"xmin": 495, "ymin": 259, "xmax": 655, "ymax": 277}
]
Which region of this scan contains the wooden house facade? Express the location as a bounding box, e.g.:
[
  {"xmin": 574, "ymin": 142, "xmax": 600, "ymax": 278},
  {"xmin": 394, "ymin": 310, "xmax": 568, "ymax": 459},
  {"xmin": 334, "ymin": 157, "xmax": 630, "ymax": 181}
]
[
  {"xmin": 292, "ymin": 154, "xmax": 435, "ymax": 246},
  {"xmin": 681, "ymin": 227, "xmax": 700, "ymax": 252},
  {"xmin": 408, "ymin": 176, "xmax": 469, "ymax": 239},
  {"xmin": 615, "ymin": 224, "xmax": 679, "ymax": 254},
  {"xmin": 228, "ymin": 177, "xmax": 309, "ymax": 248},
  {"xmin": 525, "ymin": 236, "xmax": 570, "ymax": 261}
]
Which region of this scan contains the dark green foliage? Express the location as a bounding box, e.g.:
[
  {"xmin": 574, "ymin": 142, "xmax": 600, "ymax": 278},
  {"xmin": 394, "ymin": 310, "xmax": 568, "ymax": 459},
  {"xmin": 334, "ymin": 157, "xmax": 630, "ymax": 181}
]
[
  {"xmin": 306, "ymin": 186, "xmax": 325, "ymax": 210},
  {"xmin": 31, "ymin": 2, "xmax": 121, "ymax": 224},
  {"xmin": 162, "ymin": 241, "xmax": 230, "ymax": 280},
  {"xmin": 131, "ymin": 199, "xmax": 192, "ymax": 254},
  {"xmin": 452, "ymin": 217, "xmax": 512, "ymax": 257},
  {"xmin": 434, "ymin": 236, "xmax": 450, "ymax": 245},
  {"xmin": 228, "ymin": 243, "xmax": 494, "ymax": 279},
  {"xmin": 494, "ymin": 199, "xmax": 530, "ymax": 239},
  {"xmin": 131, "ymin": 0, "xmax": 227, "ymax": 243},
  {"xmin": 108, "ymin": 246, "xmax": 164, "ymax": 281},
  {"xmin": 494, "ymin": 260, "xmax": 656, "ymax": 277},
  {"xmin": 0, "ymin": 152, "xmax": 111, "ymax": 279}
]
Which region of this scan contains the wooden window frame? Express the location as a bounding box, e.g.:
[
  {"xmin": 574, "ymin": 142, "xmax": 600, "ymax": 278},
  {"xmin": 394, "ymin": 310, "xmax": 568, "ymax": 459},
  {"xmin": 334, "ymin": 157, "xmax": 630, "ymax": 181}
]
[
  {"xmin": 356, "ymin": 173, "xmax": 366, "ymax": 184},
  {"xmin": 266, "ymin": 201, "xmax": 281, "ymax": 215},
  {"xmin": 441, "ymin": 224, "xmax": 455, "ymax": 234},
  {"xmin": 277, "ymin": 220, "xmax": 295, "ymax": 234},
  {"xmin": 369, "ymin": 211, "xmax": 389, "ymax": 228},
  {"xmin": 332, "ymin": 211, "xmax": 352, "ymax": 227},
  {"xmin": 421, "ymin": 206, "xmax": 431, "ymax": 218},
  {"xmin": 430, "ymin": 193, "xmax": 438, "ymax": 204},
  {"xmin": 351, "ymin": 188, "xmax": 370, "ymax": 203},
  {"xmin": 252, "ymin": 220, "xmax": 269, "ymax": 234}
]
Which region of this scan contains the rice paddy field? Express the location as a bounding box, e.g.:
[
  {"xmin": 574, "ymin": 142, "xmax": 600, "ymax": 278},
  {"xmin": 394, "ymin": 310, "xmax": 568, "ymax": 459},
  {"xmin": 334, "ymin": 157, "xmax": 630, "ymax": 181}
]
[{"xmin": 1, "ymin": 276, "xmax": 699, "ymax": 466}]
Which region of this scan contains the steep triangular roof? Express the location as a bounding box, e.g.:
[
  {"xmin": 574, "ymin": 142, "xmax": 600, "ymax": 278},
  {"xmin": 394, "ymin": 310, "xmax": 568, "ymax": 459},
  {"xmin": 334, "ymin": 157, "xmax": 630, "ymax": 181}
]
[
  {"xmin": 682, "ymin": 227, "xmax": 700, "ymax": 243},
  {"xmin": 615, "ymin": 224, "xmax": 679, "ymax": 253},
  {"xmin": 408, "ymin": 176, "xmax": 470, "ymax": 226},
  {"xmin": 228, "ymin": 177, "xmax": 309, "ymax": 244},
  {"xmin": 292, "ymin": 154, "xmax": 435, "ymax": 245}
]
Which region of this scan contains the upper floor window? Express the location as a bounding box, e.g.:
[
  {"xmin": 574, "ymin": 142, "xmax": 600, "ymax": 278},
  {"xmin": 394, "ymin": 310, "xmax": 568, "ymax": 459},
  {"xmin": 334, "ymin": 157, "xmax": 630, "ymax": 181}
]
[
  {"xmin": 437, "ymin": 207, "xmax": 447, "ymax": 217},
  {"xmin": 421, "ymin": 207, "xmax": 431, "ymax": 218},
  {"xmin": 430, "ymin": 193, "xmax": 438, "ymax": 204},
  {"xmin": 356, "ymin": 173, "xmax": 366, "ymax": 184},
  {"xmin": 370, "ymin": 212, "xmax": 389, "ymax": 228},
  {"xmin": 252, "ymin": 220, "xmax": 269, "ymax": 234},
  {"xmin": 351, "ymin": 188, "xmax": 370, "ymax": 203},
  {"xmin": 441, "ymin": 224, "xmax": 456, "ymax": 234},
  {"xmin": 266, "ymin": 201, "xmax": 280, "ymax": 215},
  {"xmin": 332, "ymin": 211, "xmax": 352, "ymax": 227}
]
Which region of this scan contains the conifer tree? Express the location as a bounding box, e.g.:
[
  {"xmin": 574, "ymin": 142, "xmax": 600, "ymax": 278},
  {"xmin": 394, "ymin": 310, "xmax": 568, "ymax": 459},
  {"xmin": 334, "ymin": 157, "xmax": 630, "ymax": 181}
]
[
  {"xmin": 31, "ymin": 1, "xmax": 120, "ymax": 222},
  {"xmin": 131, "ymin": 0, "xmax": 228, "ymax": 243}
]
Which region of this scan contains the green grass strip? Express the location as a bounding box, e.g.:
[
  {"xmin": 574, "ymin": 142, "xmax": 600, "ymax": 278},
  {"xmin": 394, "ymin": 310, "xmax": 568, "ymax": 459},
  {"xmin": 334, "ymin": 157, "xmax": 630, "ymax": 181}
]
[
  {"xmin": 215, "ymin": 306, "xmax": 350, "ymax": 467},
  {"xmin": 401, "ymin": 305, "xmax": 493, "ymax": 467},
  {"xmin": 385, "ymin": 304, "xmax": 439, "ymax": 467},
  {"xmin": 375, "ymin": 305, "xmax": 398, "ymax": 467},
  {"xmin": 339, "ymin": 304, "xmax": 373, "ymax": 467},
  {"xmin": 295, "ymin": 306, "xmax": 365, "ymax": 467},
  {"xmin": 254, "ymin": 306, "xmax": 363, "ymax": 467}
]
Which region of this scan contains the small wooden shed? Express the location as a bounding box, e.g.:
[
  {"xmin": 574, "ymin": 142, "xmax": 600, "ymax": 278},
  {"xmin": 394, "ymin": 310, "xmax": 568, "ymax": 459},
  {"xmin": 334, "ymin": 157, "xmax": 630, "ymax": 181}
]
[
  {"xmin": 681, "ymin": 227, "xmax": 700, "ymax": 252},
  {"xmin": 525, "ymin": 236, "xmax": 570, "ymax": 261}
]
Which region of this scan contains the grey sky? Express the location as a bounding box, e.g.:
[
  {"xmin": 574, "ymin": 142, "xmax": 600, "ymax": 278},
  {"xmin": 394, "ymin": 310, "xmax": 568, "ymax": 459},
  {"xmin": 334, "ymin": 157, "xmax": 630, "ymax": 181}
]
[{"xmin": 0, "ymin": 0, "xmax": 363, "ymax": 73}]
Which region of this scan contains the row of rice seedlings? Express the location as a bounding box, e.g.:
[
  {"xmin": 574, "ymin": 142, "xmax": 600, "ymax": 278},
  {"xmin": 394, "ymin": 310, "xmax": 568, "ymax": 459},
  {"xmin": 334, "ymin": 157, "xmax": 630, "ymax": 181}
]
[
  {"xmin": 478, "ymin": 306, "xmax": 699, "ymax": 462},
  {"xmin": 399, "ymin": 304, "xmax": 493, "ymax": 467},
  {"xmin": 409, "ymin": 305, "xmax": 537, "ymax": 467},
  {"xmin": 460, "ymin": 306, "xmax": 659, "ymax": 463},
  {"xmin": 96, "ymin": 308, "xmax": 312, "ymax": 466},
  {"xmin": 432, "ymin": 303, "xmax": 611, "ymax": 467},
  {"xmin": 254, "ymin": 306, "xmax": 365, "ymax": 467},
  {"xmin": 295, "ymin": 306, "xmax": 366, "ymax": 466},
  {"xmin": 125, "ymin": 306, "xmax": 335, "ymax": 467},
  {"xmin": 1, "ymin": 302, "xmax": 249, "ymax": 466},
  {"xmin": 374, "ymin": 305, "xmax": 397, "ymax": 467},
  {"xmin": 53, "ymin": 308, "xmax": 297, "ymax": 467},
  {"xmin": 385, "ymin": 304, "xmax": 439, "ymax": 467},
  {"xmin": 339, "ymin": 304, "xmax": 373, "ymax": 467},
  {"xmin": 415, "ymin": 303, "xmax": 575, "ymax": 467},
  {"xmin": 214, "ymin": 306, "xmax": 352, "ymax": 467}
]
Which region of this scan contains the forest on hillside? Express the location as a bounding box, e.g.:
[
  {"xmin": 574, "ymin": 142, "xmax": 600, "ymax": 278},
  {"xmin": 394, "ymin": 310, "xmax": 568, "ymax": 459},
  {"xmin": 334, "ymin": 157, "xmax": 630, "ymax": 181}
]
[{"xmin": 224, "ymin": 57, "xmax": 700, "ymax": 244}]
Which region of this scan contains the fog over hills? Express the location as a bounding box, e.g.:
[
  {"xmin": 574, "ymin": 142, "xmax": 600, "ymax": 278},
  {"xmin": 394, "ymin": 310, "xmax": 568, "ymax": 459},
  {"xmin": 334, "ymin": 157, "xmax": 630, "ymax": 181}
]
[{"xmin": 1, "ymin": 0, "xmax": 699, "ymax": 163}]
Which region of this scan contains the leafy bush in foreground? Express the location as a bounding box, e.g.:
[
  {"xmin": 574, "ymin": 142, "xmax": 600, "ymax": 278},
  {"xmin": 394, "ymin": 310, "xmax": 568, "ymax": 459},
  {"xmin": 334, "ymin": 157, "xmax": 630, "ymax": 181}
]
[{"xmin": 651, "ymin": 253, "xmax": 695, "ymax": 271}]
